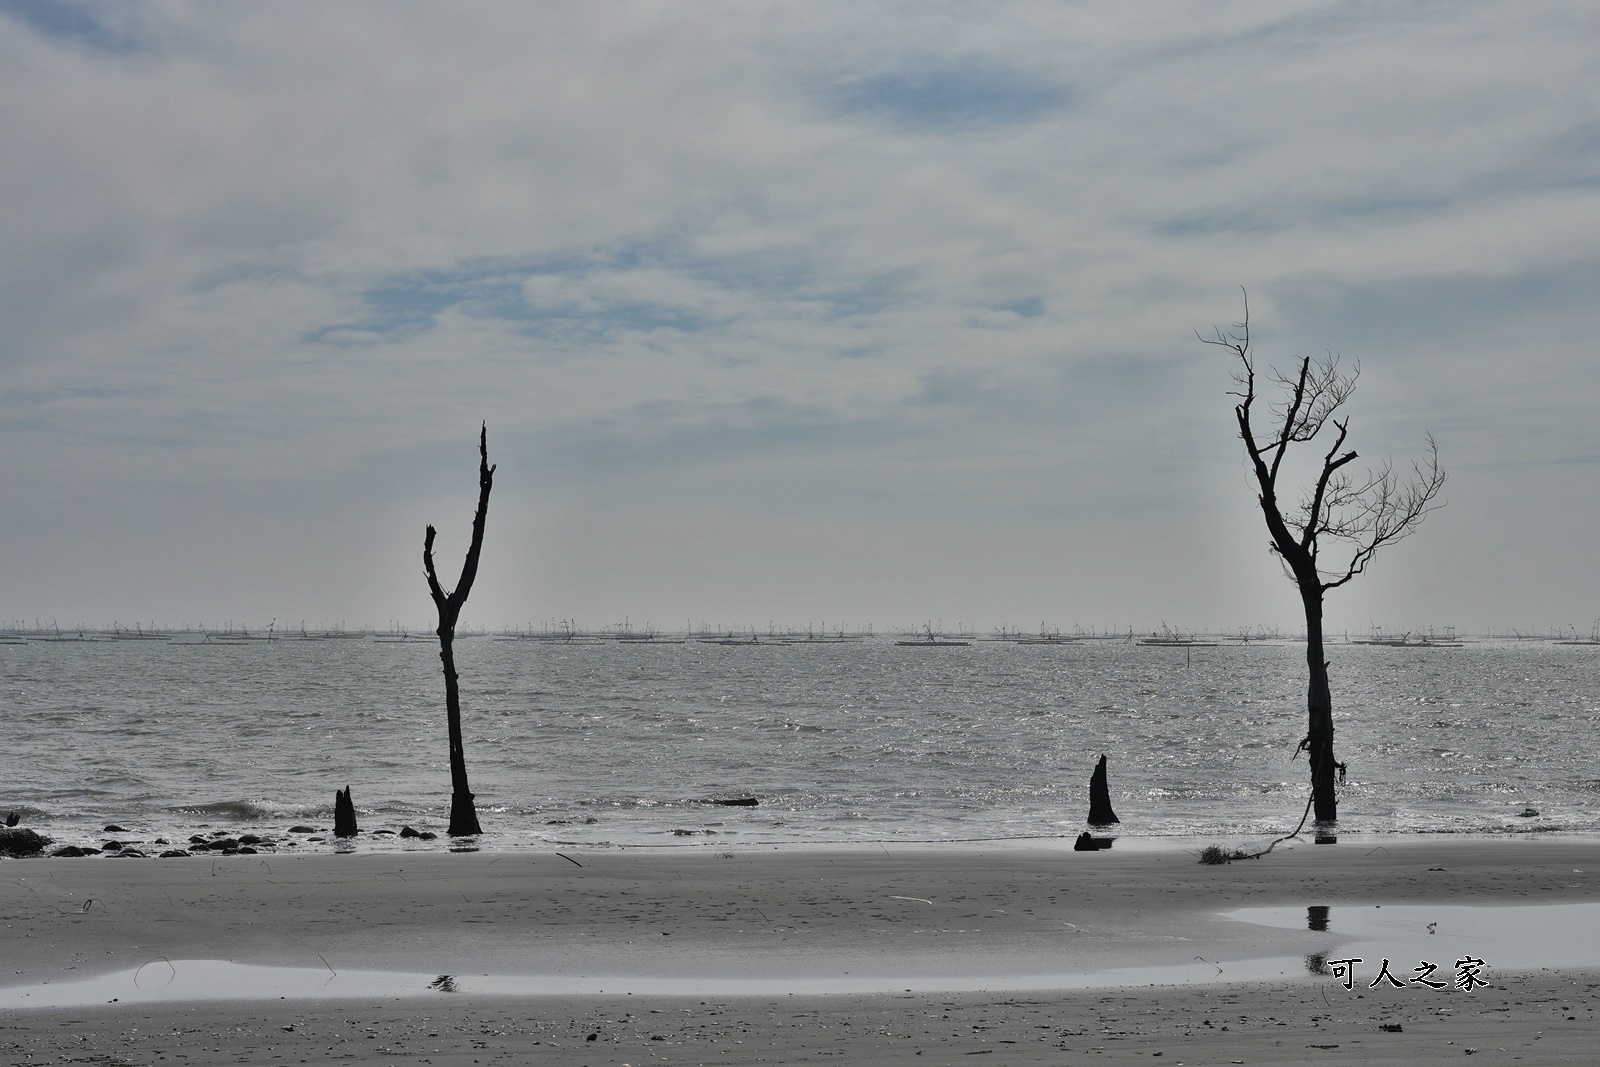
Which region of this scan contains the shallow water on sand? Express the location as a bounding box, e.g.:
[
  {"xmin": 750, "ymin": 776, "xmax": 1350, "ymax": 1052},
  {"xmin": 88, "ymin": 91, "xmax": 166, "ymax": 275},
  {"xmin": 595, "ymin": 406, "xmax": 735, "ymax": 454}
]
[
  {"xmin": 10, "ymin": 901, "xmax": 1597, "ymax": 1007},
  {"xmin": 0, "ymin": 955, "xmax": 1329, "ymax": 1007},
  {"xmin": 3, "ymin": 636, "xmax": 1598, "ymax": 850},
  {"xmin": 1225, "ymin": 901, "xmax": 1600, "ymax": 975}
]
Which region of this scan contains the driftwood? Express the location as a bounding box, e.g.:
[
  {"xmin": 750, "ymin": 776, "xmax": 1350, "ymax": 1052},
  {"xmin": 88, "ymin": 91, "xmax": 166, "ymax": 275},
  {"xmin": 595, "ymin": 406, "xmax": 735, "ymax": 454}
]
[
  {"xmin": 1088, "ymin": 754, "xmax": 1119, "ymax": 825},
  {"xmin": 334, "ymin": 786, "xmax": 359, "ymax": 838}
]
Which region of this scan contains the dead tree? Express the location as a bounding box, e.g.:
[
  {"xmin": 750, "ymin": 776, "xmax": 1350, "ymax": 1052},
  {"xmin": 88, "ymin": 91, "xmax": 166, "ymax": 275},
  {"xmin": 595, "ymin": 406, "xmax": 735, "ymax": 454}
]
[
  {"xmin": 1202, "ymin": 294, "xmax": 1445, "ymax": 824},
  {"xmin": 424, "ymin": 423, "xmax": 496, "ymax": 837}
]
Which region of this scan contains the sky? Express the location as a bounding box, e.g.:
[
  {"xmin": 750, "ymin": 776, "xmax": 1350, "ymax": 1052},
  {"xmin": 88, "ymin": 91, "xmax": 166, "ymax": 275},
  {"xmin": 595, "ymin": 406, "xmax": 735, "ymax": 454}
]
[{"xmin": 3, "ymin": 1, "xmax": 1598, "ymax": 635}]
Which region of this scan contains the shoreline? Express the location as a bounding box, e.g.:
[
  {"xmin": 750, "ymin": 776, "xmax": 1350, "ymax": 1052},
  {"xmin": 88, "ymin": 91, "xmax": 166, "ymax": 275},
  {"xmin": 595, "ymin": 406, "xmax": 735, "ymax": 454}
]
[
  {"xmin": 5, "ymin": 839, "xmax": 1599, "ymax": 1063},
  {"xmin": 13, "ymin": 822, "xmax": 1600, "ymax": 861}
]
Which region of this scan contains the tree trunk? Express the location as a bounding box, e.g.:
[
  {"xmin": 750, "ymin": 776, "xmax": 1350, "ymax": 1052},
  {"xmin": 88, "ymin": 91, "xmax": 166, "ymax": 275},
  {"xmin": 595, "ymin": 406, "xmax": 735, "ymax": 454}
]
[
  {"xmin": 439, "ymin": 628, "xmax": 482, "ymax": 837},
  {"xmin": 425, "ymin": 425, "xmax": 495, "ymax": 839},
  {"xmin": 1301, "ymin": 589, "xmax": 1338, "ymax": 824}
]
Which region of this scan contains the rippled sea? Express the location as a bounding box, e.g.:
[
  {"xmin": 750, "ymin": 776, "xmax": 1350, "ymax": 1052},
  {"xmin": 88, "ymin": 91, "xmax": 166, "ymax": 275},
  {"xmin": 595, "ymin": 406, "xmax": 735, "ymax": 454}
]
[{"xmin": 4, "ymin": 636, "xmax": 1598, "ymax": 852}]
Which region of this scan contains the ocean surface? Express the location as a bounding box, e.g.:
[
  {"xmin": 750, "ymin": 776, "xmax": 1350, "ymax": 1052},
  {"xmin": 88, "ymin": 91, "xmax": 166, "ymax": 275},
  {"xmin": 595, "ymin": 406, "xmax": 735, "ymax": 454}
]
[{"xmin": 3, "ymin": 634, "xmax": 1598, "ymax": 853}]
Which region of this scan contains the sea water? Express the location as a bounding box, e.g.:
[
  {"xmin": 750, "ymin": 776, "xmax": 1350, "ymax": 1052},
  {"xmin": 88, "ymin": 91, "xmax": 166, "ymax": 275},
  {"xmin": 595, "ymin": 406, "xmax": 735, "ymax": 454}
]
[{"xmin": 2, "ymin": 636, "xmax": 1597, "ymax": 851}]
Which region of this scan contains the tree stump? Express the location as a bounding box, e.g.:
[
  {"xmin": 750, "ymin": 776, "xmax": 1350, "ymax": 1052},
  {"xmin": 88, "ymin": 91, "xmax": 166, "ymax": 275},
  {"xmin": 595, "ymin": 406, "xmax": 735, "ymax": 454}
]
[
  {"xmin": 1088, "ymin": 754, "xmax": 1119, "ymax": 825},
  {"xmin": 334, "ymin": 786, "xmax": 359, "ymax": 838},
  {"xmin": 0, "ymin": 827, "xmax": 51, "ymax": 857}
]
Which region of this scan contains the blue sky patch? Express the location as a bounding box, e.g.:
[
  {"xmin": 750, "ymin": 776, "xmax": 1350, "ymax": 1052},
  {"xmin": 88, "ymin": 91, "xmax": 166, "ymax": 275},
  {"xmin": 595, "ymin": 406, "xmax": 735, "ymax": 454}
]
[
  {"xmin": 1158, "ymin": 193, "xmax": 1453, "ymax": 238},
  {"xmin": 992, "ymin": 297, "xmax": 1045, "ymax": 318},
  {"xmin": 827, "ymin": 64, "xmax": 1070, "ymax": 132},
  {"xmin": 306, "ymin": 256, "xmax": 576, "ymax": 344},
  {"xmin": 0, "ymin": 0, "xmax": 136, "ymax": 53},
  {"xmin": 310, "ymin": 236, "xmax": 915, "ymax": 345}
]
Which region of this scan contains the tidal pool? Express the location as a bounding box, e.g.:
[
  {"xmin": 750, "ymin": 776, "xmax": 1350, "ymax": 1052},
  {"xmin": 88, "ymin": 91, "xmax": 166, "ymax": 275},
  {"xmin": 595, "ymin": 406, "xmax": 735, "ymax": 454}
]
[
  {"xmin": 5, "ymin": 901, "xmax": 1595, "ymax": 1008},
  {"xmin": 1223, "ymin": 901, "xmax": 1600, "ymax": 976}
]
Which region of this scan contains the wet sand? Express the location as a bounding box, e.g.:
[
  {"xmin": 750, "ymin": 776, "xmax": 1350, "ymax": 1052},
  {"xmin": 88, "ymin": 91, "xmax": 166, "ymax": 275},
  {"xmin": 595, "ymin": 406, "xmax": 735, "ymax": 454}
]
[{"xmin": 3, "ymin": 838, "xmax": 1598, "ymax": 1064}]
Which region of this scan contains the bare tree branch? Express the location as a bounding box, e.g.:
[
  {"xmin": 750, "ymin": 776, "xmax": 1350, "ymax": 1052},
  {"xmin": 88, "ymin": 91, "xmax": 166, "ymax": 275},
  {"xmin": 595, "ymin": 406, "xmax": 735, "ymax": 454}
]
[
  {"xmin": 421, "ymin": 422, "xmax": 497, "ymax": 628},
  {"xmin": 1323, "ymin": 432, "xmax": 1445, "ymax": 590},
  {"xmin": 1219, "ymin": 330, "xmax": 1444, "ymax": 591},
  {"xmin": 451, "ymin": 422, "xmax": 497, "ymax": 609},
  {"xmin": 423, "ymin": 526, "xmax": 447, "ymax": 614}
]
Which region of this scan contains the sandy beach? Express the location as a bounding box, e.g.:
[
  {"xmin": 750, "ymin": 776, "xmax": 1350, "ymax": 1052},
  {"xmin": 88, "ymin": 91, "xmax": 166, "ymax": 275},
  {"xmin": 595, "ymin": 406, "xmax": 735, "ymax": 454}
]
[{"xmin": 3, "ymin": 838, "xmax": 1598, "ymax": 1064}]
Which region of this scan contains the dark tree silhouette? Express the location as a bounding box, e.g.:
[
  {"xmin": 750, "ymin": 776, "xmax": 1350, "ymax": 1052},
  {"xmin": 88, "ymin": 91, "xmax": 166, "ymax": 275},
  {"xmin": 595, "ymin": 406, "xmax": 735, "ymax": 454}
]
[
  {"xmin": 1203, "ymin": 295, "xmax": 1445, "ymax": 824},
  {"xmin": 424, "ymin": 423, "xmax": 496, "ymax": 837}
]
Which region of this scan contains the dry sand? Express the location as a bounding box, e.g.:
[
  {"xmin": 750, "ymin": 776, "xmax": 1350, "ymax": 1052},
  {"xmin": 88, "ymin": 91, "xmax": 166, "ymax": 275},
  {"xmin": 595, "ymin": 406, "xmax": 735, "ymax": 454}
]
[{"xmin": 3, "ymin": 838, "xmax": 1598, "ymax": 1065}]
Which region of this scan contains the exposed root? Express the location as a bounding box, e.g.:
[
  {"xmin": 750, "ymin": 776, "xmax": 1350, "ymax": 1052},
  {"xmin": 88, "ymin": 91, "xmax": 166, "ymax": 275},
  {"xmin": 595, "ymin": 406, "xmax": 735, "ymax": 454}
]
[{"xmin": 1198, "ymin": 792, "xmax": 1317, "ymax": 864}]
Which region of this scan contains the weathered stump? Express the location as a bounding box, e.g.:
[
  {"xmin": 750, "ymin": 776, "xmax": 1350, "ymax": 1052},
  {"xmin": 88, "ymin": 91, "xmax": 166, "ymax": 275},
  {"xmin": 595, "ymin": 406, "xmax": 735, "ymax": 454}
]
[
  {"xmin": 334, "ymin": 786, "xmax": 359, "ymax": 838},
  {"xmin": 0, "ymin": 827, "xmax": 52, "ymax": 857},
  {"xmin": 1073, "ymin": 831, "xmax": 1101, "ymax": 851},
  {"xmin": 1088, "ymin": 754, "xmax": 1119, "ymax": 825}
]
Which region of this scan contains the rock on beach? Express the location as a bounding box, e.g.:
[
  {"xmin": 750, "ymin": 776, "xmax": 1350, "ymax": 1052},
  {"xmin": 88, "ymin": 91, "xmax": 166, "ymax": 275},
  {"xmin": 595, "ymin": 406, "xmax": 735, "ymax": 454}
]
[{"xmin": 0, "ymin": 827, "xmax": 52, "ymax": 857}]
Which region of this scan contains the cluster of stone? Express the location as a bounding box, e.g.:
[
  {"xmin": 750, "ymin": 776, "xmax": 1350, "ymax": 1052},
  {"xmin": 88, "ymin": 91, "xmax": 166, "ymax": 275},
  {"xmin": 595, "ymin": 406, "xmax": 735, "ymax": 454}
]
[{"xmin": 6, "ymin": 822, "xmax": 439, "ymax": 859}]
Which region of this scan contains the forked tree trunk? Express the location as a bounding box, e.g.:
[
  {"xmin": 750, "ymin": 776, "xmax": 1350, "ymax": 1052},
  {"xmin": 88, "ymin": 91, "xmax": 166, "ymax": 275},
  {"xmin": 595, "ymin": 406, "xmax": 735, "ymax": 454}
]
[
  {"xmin": 425, "ymin": 424, "xmax": 495, "ymax": 838},
  {"xmin": 1301, "ymin": 590, "xmax": 1338, "ymax": 824}
]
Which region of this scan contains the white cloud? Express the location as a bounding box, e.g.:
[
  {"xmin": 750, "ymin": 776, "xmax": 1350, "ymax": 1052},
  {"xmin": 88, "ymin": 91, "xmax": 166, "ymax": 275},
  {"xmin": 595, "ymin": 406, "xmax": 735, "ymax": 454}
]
[{"xmin": 1, "ymin": 1, "xmax": 1596, "ymax": 630}]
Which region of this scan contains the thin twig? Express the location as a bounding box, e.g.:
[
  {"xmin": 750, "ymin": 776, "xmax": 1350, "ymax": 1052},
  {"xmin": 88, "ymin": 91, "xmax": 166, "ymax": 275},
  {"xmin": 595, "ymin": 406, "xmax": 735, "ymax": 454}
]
[
  {"xmin": 1199, "ymin": 792, "xmax": 1315, "ymax": 864},
  {"xmin": 1250, "ymin": 792, "xmax": 1317, "ymax": 858},
  {"xmin": 133, "ymin": 956, "xmax": 175, "ymax": 987}
]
